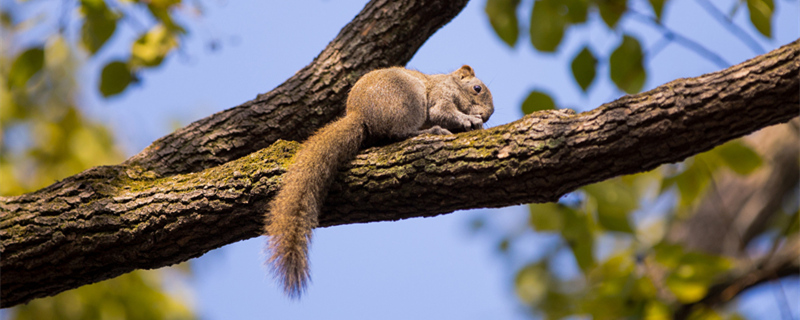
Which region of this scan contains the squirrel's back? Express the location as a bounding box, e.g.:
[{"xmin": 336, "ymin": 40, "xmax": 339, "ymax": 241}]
[
  {"xmin": 347, "ymin": 67, "xmax": 430, "ymax": 139},
  {"xmin": 265, "ymin": 65, "xmax": 493, "ymax": 298}
]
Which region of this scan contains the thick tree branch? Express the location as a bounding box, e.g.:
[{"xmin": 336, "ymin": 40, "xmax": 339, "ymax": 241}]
[
  {"xmin": 1, "ymin": 38, "xmax": 797, "ymax": 307},
  {"xmin": 124, "ymin": 0, "xmax": 470, "ymax": 177}
]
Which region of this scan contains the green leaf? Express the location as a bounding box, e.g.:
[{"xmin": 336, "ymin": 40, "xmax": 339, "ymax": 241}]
[
  {"xmin": 515, "ymin": 263, "xmax": 549, "ymax": 305},
  {"xmin": 99, "ymin": 61, "xmax": 132, "ymax": 97},
  {"xmin": 584, "ymin": 180, "xmax": 636, "ymax": 233},
  {"xmin": 563, "ymin": 0, "xmax": 589, "ymax": 23},
  {"xmin": 665, "ymin": 252, "xmax": 733, "ymax": 303},
  {"xmin": 521, "ymin": 90, "xmax": 556, "ymax": 114},
  {"xmin": 131, "ymin": 24, "xmax": 178, "ymax": 68},
  {"xmin": 581, "ymin": 253, "xmax": 642, "ymax": 318},
  {"xmin": 597, "ymin": 0, "xmax": 627, "ymax": 29},
  {"xmin": 609, "ymin": 35, "xmax": 646, "ymax": 94},
  {"xmin": 528, "ymin": 203, "xmax": 565, "ymax": 231},
  {"xmin": 714, "ymin": 140, "xmax": 762, "ymax": 175},
  {"xmin": 12, "ymin": 269, "xmax": 195, "ymax": 320},
  {"xmin": 571, "ymin": 46, "xmax": 597, "ymax": 92},
  {"xmin": 529, "ymin": 0, "xmax": 566, "ymax": 52},
  {"xmin": 147, "ymin": 3, "xmax": 187, "ymax": 34},
  {"xmin": 485, "ymin": 0, "xmax": 520, "ymax": 47},
  {"xmin": 561, "ymin": 206, "xmax": 595, "ymax": 272},
  {"xmin": 149, "ymin": 0, "xmax": 182, "ymax": 8},
  {"xmin": 7, "ymin": 47, "xmax": 44, "ymax": 89},
  {"xmin": 653, "ymin": 242, "xmax": 684, "ymax": 268},
  {"xmin": 666, "ymin": 160, "xmax": 711, "ymax": 209},
  {"xmin": 1, "ymin": 10, "xmax": 12, "ymax": 28},
  {"xmin": 747, "ymin": 0, "xmax": 774, "ymax": 38},
  {"xmin": 80, "ymin": 0, "xmax": 118, "ymax": 55},
  {"xmin": 649, "ymin": 0, "xmax": 668, "ymax": 21}
]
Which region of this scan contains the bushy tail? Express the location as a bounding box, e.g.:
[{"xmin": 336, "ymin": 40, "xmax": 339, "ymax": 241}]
[{"xmin": 265, "ymin": 114, "xmax": 365, "ymax": 298}]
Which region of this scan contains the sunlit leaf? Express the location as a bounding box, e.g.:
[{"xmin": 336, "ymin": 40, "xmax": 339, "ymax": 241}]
[
  {"xmin": 571, "ymin": 46, "xmax": 597, "ymax": 92},
  {"xmin": 45, "ymin": 36, "xmax": 71, "ymax": 68},
  {"xmin": 687, "ymin": 307, "xmax": 724, "ymax": 320},
  {"xmin": 99, "ymin": 61, "xmax": 132, "ymax": 97},
  {"xmin": 485, "ymin": 0, "xmax": 520, "ymax": 47},
  {"xmin": 515, "ymin": 263, "xmax": 549, "ymax": 305},
  {"xmin": 530, "ymin": 0, "xmax": 566, "ymax": 52},
  {"xmin": 714, "ymin": 140, "xmax": 762, "ymax": 175},
  {"xmin": 11, "ymin": 270, "xmax": 195, "ymax": 320},
  {"xmin": 597, "ymin": 0, "xmax": 627, "ymax": 29},
  {"xmin": 131, "ymin": 24, "xmax": 178, "ymax": 68},
  {"xmin": 522, "ymin": 90, "xmax": 556, "ymax": 114},
  {"xmin": 644, "ymin": 300, "xmax": 672, "ymax": 320},
  {"xmin": 666, "ymin": 276, "xmax": 707, "ymax": 303},
  {"xmin": 747, "ymin": 0, "xmax": 774, "ymax": 38},
  {"xmin": 80, "ymin": 0, "xmax": 118, "ymax": 55},
  {"xmin": 7, "ymin": 47, "xmax": 44, "ymax": 89},
  {"xmin": 663, "ymin": 251, "xmax": 733, "ymax": 303},
  {"xmin": 610, "ymin": 35, "xmax": 646, "ymax": 94}
]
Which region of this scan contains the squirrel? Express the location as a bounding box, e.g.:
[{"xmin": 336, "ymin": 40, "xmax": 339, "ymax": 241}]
[{"xmin": 264, "ymin": 65, "xmax": 494, "ymax": 298}]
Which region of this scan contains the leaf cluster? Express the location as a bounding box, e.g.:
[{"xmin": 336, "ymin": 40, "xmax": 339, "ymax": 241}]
[
  {"xmin": 2, "ymin": 0, "xmax": 194, "ymax": 98},
  {"xmin": 485, "ymin": 0, "xmax": 776, "ymax": 105},
  {"xmin": 1, "ymin": 2, "xmax": 197, "ymax": 318}
]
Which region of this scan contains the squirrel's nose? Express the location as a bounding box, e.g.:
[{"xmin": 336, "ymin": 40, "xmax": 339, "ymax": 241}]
[{"xmin": 481, "ymin": 110, "xmax": 493, "ymax": 122}]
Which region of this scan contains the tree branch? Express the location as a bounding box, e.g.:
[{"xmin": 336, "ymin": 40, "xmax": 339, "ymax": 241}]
[
  {"xmin": 1, "ymin": 37, "xmax": 798, "ymax": 309},
  {"xmin": 123, "ymin": 0, "xmax": 470, "ymax": 177},
  {"xmin": 674, "ymin": 238, "xmax": 800, "ymax": 320}
]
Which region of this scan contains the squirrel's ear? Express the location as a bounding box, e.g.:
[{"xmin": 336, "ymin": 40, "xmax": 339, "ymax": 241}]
[{"xmin": 455, "ymin": 65, "xmax": 475, "ymax": 79}]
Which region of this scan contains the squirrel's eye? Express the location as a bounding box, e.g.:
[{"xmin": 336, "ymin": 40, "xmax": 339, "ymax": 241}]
[{"xmin": 473, "ymin": 85, "xmax": 482, "ymax": 93}]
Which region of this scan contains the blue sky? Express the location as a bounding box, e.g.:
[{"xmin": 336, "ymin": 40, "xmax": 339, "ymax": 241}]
[{"xmin": 6, "ymin": 0, "xmax": 799, "ymax": 319}]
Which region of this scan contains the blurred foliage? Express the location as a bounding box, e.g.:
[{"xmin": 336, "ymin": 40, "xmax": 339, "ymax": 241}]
[
  {"xmin": 521, "ymin": 90, "xmax": 555, "ymax": 114},
  {"xmin": 10, "ymin": 267, "xmax": 194, "ymax": 320},
  {"xmin": 485, "ymin": 0, "xmax": 795, "ymax": 319},
  {"xmin": 1, "ymin": 3, "xmax": 196, "ymax": 319},
  {"xmin": 501, "ymin": 139, "xmax": 786, "ymax": 319},
  {"xmin": 570, "ymin": 46, "xmax": 597, "ymax": 92},
  {"xmin": 2, "ymin": 0, "xmax": 199, "ymax": 98},
  {"xmin": 484, "ymin": 0, "xmax": 776, "ymax": 100}
]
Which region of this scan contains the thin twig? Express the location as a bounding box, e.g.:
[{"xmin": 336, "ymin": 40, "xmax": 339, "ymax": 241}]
[
  {"xmin": 647, "ymin": 34, "xmax": 672, "ymax": 59},
  {"xmin": 628, "ymin": 10, "xmax": 730, "ymax": 68},
  {"xmin": 695, "ymin": 0, "xmax": 765, "ymax": 54},
  {"xmin": 771, "ymin": 278, "xmax": 795, "ymax": 320}
]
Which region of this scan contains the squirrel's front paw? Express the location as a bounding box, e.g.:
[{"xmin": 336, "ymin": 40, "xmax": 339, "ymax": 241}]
[
  {"xmin": 461, "ymin": 114, "xmax": 484, "ymax": 131},
  {"xmin": 421, "ymin": 126, "xmax": 453, "ymax": 135}
]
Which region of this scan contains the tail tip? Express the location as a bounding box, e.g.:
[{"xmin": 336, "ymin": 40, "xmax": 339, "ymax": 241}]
[{"xmin": 267, "ymin": 248, "xmax": 311, "ymax": 299}]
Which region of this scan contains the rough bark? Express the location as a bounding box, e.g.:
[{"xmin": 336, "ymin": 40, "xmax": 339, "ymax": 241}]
[
  {"xmin": 2, "ymin": 38, "xmax": 798, "ymax": 307},
  {"xmin": 123, "ymin": 0, "xmax": 471, "ymax": 177}
]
